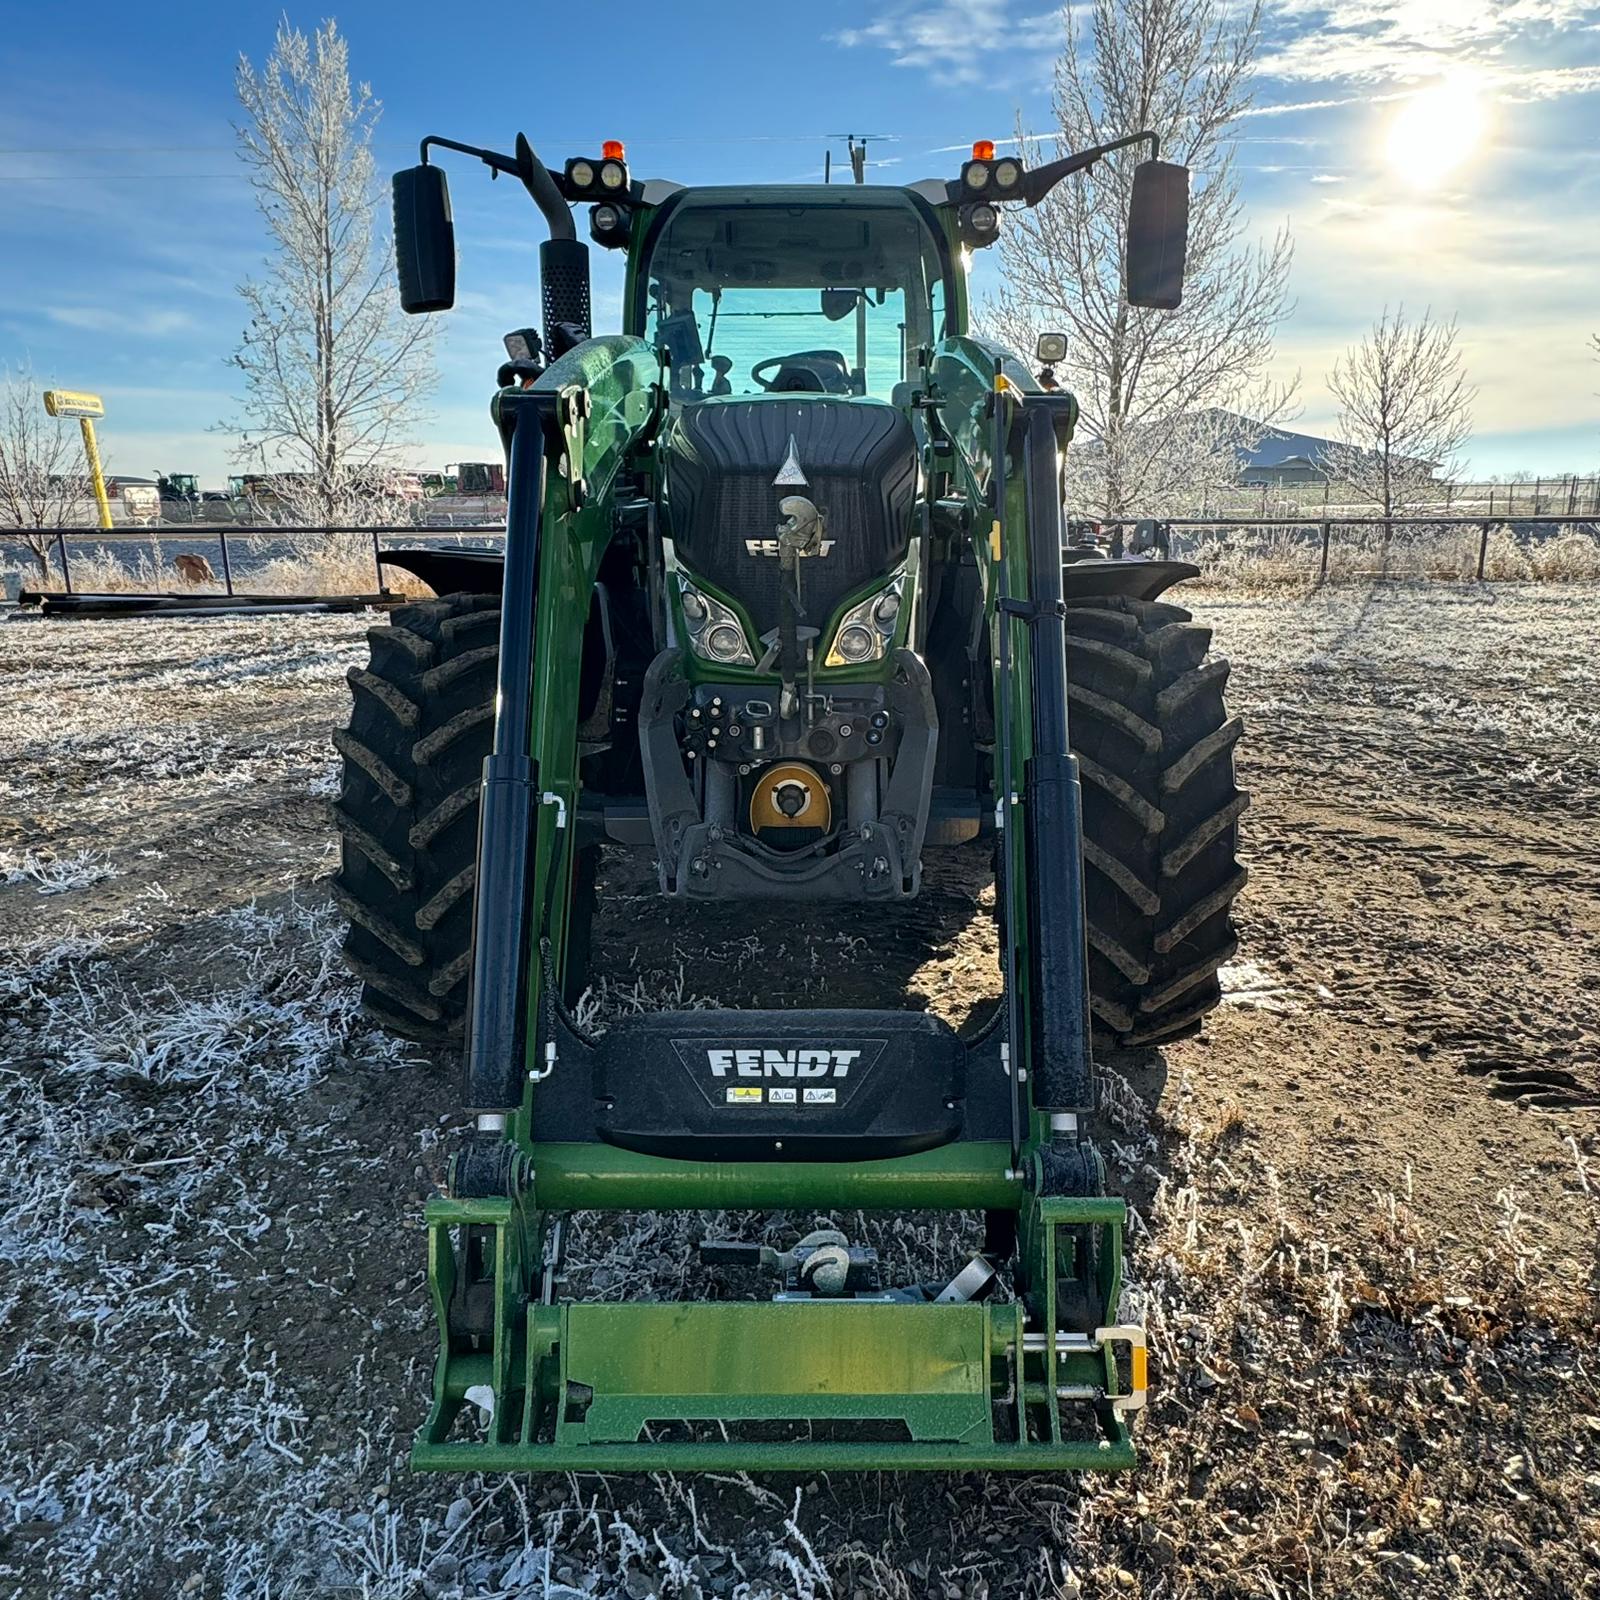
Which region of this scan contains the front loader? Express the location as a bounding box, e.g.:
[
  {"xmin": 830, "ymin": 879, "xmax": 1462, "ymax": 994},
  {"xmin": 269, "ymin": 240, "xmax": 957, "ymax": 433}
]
[{"xmin": 331, "ymin": 130, "xmax": 1247, "ymax": 1470}]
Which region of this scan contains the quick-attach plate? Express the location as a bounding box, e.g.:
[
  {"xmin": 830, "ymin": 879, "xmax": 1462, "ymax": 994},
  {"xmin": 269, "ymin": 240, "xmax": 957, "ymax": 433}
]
[{"xmin": 559, "ymin": 1302, "xmax": 992, "ymax": 1446}]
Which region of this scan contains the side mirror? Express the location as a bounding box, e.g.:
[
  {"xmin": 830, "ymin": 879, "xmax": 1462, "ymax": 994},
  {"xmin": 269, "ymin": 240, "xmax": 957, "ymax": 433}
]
[
  {"xmin": 1125, "ymin": 160, "xmax": 1189, "ymax": 311},
  {"xmin": 392, "ymin": 165, "xmax": 456, "ymax": 314}
]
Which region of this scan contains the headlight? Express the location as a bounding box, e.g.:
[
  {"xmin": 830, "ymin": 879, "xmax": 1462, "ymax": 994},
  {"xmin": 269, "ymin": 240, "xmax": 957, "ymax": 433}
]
[
  {"xmin": 962, "ymin": 159, "xmax": 990, "ymax": 190},
  {"xmin": 824, "ymin": 570, "xmax": 906, "ymax": 668},
  {"xmin": 704, "ymin": 622, "xmax": 749, "ymax": 662},
  {"xmin": 599, "ymin": 159, "xmax": 627, "ymax": 190},
  {"xmin": 834, "ymin": 623, "xmax": 876, "ymax": 663},
  {"xmin": 994, "ymin": 157, "xmax": 1022, "ymax": 190},
  {"xmin": 678, "ymin": 577, "xmax": 755, "ymax": 667},
  {"xmin": 569, "ymin": 159, "xmax": 595, "ymax": 190}
]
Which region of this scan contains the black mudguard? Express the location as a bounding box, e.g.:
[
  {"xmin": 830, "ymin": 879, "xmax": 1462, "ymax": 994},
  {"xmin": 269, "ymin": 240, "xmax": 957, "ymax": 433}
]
[
  {"xmin": 1060, "ymin": 558, "xmax": 1199, "ymax": 603},
  {"xmin": 381, "ymin": 548, "xmax": 1199, "ymax": 607},
  {"xmin": 380, "ymin": 548, "xmax": 506, "ymax": 596}
]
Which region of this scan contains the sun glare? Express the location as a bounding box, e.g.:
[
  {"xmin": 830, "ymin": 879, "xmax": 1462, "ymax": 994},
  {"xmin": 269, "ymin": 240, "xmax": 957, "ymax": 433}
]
[{"xmin": 1385, "ymin": 82, "xmax": 1488, "ymax": 188}]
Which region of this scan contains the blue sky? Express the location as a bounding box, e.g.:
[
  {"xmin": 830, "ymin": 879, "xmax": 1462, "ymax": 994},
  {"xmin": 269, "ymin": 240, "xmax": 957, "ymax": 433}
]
[{"xmin": 1, "ymin": 0, "xmax": 1596, "ymax": 485}]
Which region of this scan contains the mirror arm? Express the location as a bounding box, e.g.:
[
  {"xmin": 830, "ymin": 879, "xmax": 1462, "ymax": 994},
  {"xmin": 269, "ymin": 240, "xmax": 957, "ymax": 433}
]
[
  {"xmin": 1018, "ymin": 129, "xmax": 1159, "ymax": 207},
  {"xmin": 421, "ymin": 134, "xmax": 519, "ymax": 177}
]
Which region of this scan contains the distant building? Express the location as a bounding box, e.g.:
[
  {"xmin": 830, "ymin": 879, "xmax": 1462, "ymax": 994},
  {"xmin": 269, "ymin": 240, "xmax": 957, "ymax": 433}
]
[
  {"xmin": 1224, "ymin": 413, "xmax": 1439, "ymax": 488},
  {"xmin": 1237, "ymin": 424, "xmax": 1338, "ymax": 487}
]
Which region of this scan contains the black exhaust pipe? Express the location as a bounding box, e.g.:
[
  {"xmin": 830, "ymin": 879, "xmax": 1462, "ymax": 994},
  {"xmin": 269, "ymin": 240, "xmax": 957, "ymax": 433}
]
[{"xmin": 515, "ymin": 134, "xmax": 591, "ymax": 357}]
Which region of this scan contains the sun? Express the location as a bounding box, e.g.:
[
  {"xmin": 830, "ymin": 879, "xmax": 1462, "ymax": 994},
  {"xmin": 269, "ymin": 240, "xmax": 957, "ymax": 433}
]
[{"xmin": 1385, "ymin": 81, "xmax": 1488, "ymax": 187}]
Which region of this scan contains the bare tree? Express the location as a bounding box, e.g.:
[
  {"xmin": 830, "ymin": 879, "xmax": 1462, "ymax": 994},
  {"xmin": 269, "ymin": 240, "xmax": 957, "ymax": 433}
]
[
  {"xmin": 985, "ymin": 0, "xmax": 1295, "ymax": 519},
  {"xmin": 0, "ymin": 370, "xmax": 91, "ymax": 579},
  {"xmin": 227, "ymin": 18, "xmax": 434, "ymax": 528},
  {"xmin": 1326, "ymin": 308, "xmax": 1474, "ymax": 519}
]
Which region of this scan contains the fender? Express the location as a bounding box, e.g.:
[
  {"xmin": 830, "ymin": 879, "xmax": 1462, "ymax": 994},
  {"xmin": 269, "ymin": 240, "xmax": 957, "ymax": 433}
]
[
  {"xmin": 380, "ymin": 547, "xmax": 506, "ymax": 596},
  {"xmin": 1060, "ymin": 558, "xmax": 1199, "ymax": 603}
]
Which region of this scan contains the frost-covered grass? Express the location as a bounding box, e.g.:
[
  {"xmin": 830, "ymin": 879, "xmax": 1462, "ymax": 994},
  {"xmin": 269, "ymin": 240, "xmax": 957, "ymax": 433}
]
[
  {"xmin": 2, "ymin": 595, "xmax": 1598, "ymax": 1596},
  {"xmin": 1, "ymin": 847, "xmax": 118, "ymax": 895}
]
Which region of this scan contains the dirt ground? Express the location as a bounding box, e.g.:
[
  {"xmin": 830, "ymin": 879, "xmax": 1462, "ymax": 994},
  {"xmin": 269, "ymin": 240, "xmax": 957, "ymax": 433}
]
[{"xmin": 2, "ymin": 581, "xmax": 1597, "ymax": 1599}]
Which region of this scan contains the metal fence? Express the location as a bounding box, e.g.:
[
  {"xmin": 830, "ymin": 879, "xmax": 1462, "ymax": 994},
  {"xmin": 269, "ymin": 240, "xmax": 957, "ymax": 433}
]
[
  {"xmin": 9, "ymin": 511, "xmax": 1600, "ymax": 609},
  {"xmin": 7, "ymin": 523, "xmax": 506, "ymax": 599},
  {"xmin": 1196, "ymin": 476, "xmax": 1600, "ymax": 521},
  {"xmin": 1101, "ymin": 513, "xmax": 1600, "ymax": 582}
]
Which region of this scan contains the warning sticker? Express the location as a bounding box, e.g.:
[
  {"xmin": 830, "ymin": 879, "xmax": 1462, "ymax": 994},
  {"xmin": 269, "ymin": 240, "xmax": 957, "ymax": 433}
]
[
  {"xmin": 768, "ymin": 1086, "xmax": 797, "ymax": 1104},
  {"xmin": 803, "ymin": 1086, "xmax": 837, "ymax": 1105},
  {"xmin": 726, "ymin": 1086, "xmax": 764, "ymax": 1105}
]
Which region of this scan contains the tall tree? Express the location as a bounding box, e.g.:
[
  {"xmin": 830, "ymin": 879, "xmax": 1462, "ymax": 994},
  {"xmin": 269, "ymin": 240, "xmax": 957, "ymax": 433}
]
[
  {"xmin": 987, "ymin": 0, "xmax": 1295, "ymax": 519},
  {"xmin": 228, "ymin": 18, "xmax": 433, "ymax": 526},
  {"xmin": 1326, "ymin": 308, "xmax": 1474, "ymax": 519},
  {"xmin": 0, "ymin": 369, "xmax": 91, "ymax": 580}
]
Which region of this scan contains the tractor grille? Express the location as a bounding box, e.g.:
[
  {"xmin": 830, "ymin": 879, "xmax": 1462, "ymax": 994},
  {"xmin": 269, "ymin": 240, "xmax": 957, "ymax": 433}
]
[{"xmin": 662, "ymin": 399, "xmax": 918, "ymax": 638}]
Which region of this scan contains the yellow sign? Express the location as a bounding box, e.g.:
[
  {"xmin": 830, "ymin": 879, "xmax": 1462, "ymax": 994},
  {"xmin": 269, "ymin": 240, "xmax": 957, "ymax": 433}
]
[
  {"xmin": 43, "ymin": 390, "xmax": 113, "ymax": 527},
  {"xmin": 43, "ymin": 389, "xmax": 105, "ymax": 419}
]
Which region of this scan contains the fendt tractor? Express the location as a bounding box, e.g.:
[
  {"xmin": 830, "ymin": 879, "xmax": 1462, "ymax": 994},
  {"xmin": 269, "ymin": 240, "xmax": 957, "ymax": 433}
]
[{"xmin": 331, "ymin": 128, "xmax": 1246, "ymax": 1471}]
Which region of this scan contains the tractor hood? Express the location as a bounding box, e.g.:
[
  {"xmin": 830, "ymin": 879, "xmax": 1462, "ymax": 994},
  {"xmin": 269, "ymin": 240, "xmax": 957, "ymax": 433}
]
[{"xmin": 660, "ymin": 396, "xmax": 918, "ymax": 642}]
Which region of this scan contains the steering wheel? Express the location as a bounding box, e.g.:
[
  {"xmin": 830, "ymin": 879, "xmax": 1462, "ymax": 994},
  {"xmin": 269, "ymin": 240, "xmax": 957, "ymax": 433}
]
[{"xmin": 751, "ymin": 350, "xmax": 854, "ymax": 394}]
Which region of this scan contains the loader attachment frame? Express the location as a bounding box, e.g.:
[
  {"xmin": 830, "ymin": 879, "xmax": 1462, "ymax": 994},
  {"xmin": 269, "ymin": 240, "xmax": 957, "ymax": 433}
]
[
  {"xmin": 415, "ymin": 1189, "xmax": 1141, "ymax": 1471},
  {"xmin": 412, "ymin": 336, "xmax": 1148, "ymax": 1472}
]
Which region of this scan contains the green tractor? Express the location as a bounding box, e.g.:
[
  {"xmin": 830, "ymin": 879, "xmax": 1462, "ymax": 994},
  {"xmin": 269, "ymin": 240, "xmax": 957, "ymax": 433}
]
[{"xmin": 333, "ymin": 129, "xmax": 1245, "ymax": 1471}]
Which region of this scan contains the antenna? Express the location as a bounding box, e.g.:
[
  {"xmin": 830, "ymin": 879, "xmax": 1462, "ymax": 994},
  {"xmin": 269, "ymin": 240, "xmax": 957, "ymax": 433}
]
[{"xmin": 825, "ymin": 132, "xmax": 891, "ymax": 185}]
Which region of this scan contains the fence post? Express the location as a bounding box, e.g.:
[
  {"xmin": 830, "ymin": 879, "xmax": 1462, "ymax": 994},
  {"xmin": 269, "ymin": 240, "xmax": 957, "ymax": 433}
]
[
  {"xmin": 1477, "ymin": 521, "xmax": 1490, "ymax": 582},
  {"xmin": 55, "ymin": 531, "xmax": 73, "ymax": 594},
  {"xmin": 218, "ymin": 528, "xmax": 235, "ymax": 596},
  {"xmin": 1319, "ymin": 521, "xmax": 1331, "ymax": 581},
  {"xmin": 372, "ymin": 529, "xmax": 384, "ymax": 593}
]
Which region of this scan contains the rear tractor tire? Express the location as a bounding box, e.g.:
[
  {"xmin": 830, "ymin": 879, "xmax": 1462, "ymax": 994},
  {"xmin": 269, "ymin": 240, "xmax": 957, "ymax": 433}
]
[{"xmin": 1065, "ymin": 594, "xmax": 1248, "ymax": 1047}]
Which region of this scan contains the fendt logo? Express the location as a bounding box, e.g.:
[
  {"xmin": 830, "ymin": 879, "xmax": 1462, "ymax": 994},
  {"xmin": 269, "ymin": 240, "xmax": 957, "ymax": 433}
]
[
  {"xmin": 706, "ymin": 1046, "xmax": 859, "ymax": 1079},
  {"xmin": 673, "ymin": 1037, "xmax": 885, "ymax": 1109},
  {"xmin": 744, "ymin": 538, "xmax": 835, "ymax": 558}
]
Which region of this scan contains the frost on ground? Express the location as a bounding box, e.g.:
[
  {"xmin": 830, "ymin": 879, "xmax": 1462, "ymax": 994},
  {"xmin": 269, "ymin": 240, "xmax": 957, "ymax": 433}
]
[{"xmin": 3, "ymin": 592, "xmax": 1599, "ymax": 1598}]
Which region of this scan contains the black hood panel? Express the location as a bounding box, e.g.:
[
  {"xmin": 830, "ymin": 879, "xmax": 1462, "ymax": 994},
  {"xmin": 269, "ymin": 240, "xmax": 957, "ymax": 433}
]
[{"xmin": 663, "ymin": 399, "xmax": 917, "ymax": 637}]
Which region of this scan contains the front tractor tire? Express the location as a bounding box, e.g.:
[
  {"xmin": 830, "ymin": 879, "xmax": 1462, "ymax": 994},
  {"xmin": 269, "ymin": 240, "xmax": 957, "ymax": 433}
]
[
  {"xmin": 1064, "ymin": 594, "xmax": 1247, "ymax": 1047},
  {"xmin": 332, "ymin": 593, "xmax": 504, "ymax": 1043}
]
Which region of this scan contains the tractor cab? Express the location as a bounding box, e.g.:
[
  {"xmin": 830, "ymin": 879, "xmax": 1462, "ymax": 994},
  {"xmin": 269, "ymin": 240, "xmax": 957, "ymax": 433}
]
[{"xmin": 629, "ymin": 185, "xmax": 954, "ymax": 403}]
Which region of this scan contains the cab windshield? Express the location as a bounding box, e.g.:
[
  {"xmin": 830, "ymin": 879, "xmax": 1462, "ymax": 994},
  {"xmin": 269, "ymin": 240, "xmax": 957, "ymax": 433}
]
[{"xmin": 637, "ymin": 190, "xmax": 952, "ymax": 403}]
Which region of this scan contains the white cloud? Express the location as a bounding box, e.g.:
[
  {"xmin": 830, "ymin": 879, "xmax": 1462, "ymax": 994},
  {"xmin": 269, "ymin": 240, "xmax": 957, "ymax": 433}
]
[
  {"xmin": 45, "ymin": 306, "xmax": 198, "ymax": 338},
  {"xmin": 1260, "ymin": 0, "xmax": 1600, "ymax": 92},
  {"xmin": 833, "ymin": 2, "xmax": 1066, "ymax": 86}
]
